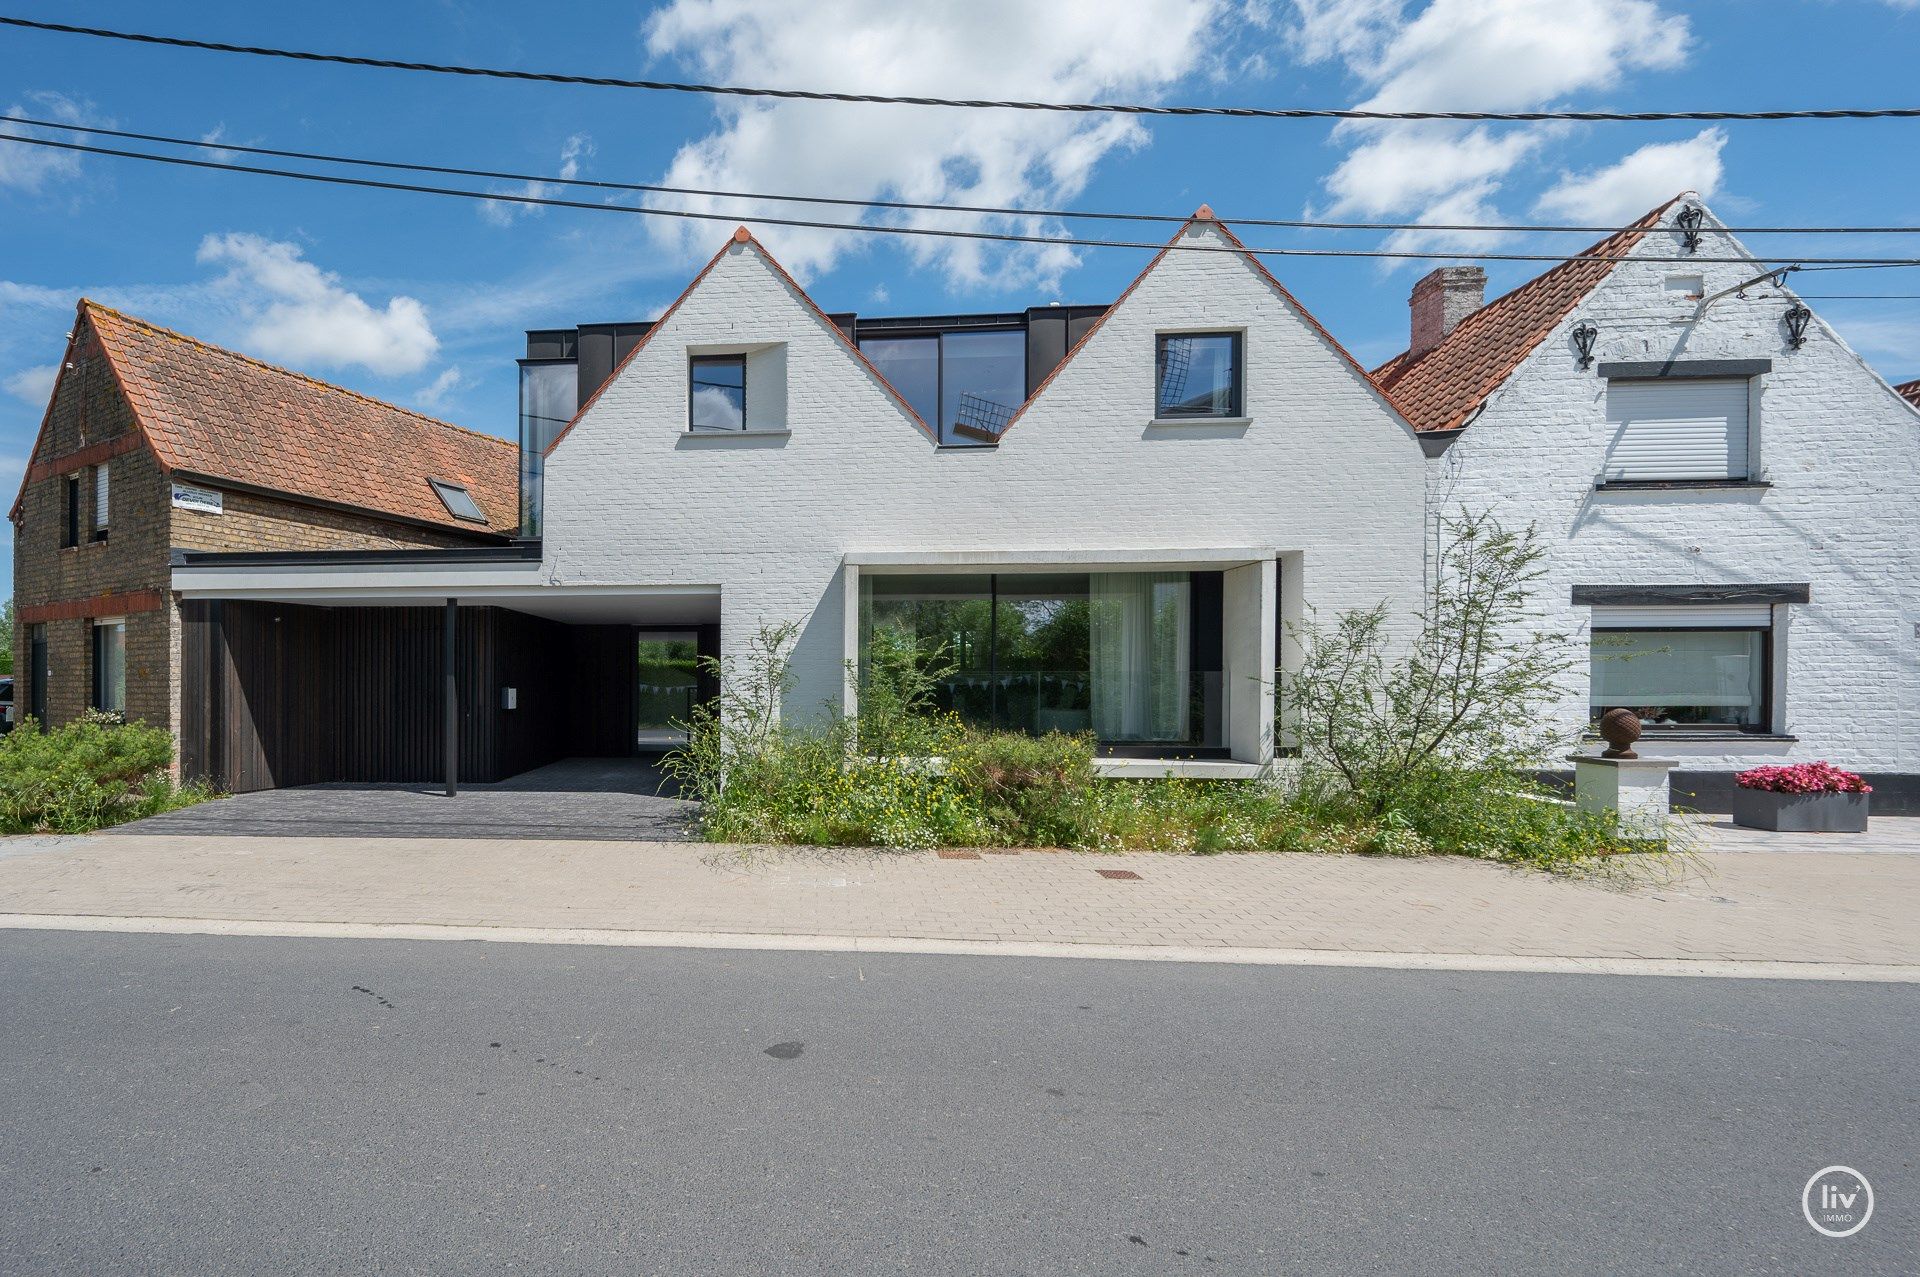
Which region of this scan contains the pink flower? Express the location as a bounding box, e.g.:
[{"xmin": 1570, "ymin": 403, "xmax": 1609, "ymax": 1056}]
[{"xmin": 1734, "ymin": 761, "xmax": 1871, "ymax": 795}]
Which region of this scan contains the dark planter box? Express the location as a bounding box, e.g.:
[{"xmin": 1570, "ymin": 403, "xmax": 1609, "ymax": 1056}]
[{"xmin": 1730, "ymin": 787, "xmax": 1870, "ymax": 833}]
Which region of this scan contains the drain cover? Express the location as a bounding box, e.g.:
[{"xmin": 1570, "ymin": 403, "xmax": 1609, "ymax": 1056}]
[
  {"xmin": 1097, "ymin": 868, "xmax": 1143, "ymax": 880},
  {"xmin": 936, "ymin": 849, "xmax": 982, "ymax": 860}
]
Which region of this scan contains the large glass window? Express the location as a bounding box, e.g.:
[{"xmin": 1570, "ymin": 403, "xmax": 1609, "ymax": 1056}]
[
  {"xmin": 689, "ymin": 355, "xmax": 747, "ymax": 430},
  {"xmin": 517, "ymin": 359, "xmax": 578, "ymax": 537},
  {"xmin": 1156, "ymin": 333, "xmax": 1243, "ymax": 418},
  {"xmin": 91, "ymin": 620, "xmax": 126, "ymax": 715},
  {"xmin": 636, "ymin": 633, "xmax": 701, "ymax": 748},
  {"xmin": 941, "ymin": 330, "xmax": 1025, "ymax": 441},
  {"xmin": 859, "ymin": 330, "xmax": 1025, "ymax": 444},
  {"xmin": 860, "ymin": 571, "xmax": 1221, "ymax": 750},
  {"xmin": 859, "ymin": 336, "xmax": 939, "ymax": 433},
  {"xmin": 1590, "ymin": 627, "xmax": 1767, "ymax": 730}
]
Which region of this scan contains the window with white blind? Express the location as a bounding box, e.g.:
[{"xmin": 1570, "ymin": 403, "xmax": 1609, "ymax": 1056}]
[
  {"xmin": 1601, "ymin": 378, "xmax": 1750, "ymax": 481},
  {"xmin": 1589, "ymin": 603, "xmax": 1772, "ymax": 731},
  {"xmin": 92, "ymin": 462, "xmax": 110, "ymax": 540}
]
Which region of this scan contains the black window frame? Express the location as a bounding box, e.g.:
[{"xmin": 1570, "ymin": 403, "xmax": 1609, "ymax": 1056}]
[
  {"xmin": 61, "ymin": 474, "xmax": 80, "ymax": 548},
  {"xmin": 1588, "ymin": 621, "xmax": 1774, "ymax": 734},
  {"xmin": 688, "ymin": 354, "xmax": 748, "ymax": 432},
  {"xmin": 427, "ymin": 478, "xmax": 489, "ymax": 525},
  {"xmin": 1155, "ymin": 331, "xmax": 1244, "ymax": 419}
]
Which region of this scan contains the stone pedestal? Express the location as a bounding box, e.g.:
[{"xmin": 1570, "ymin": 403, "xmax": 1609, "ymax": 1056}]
[{"xmin": 1570, "ymin": 753, "xmax": 1676, "ymax": 840}]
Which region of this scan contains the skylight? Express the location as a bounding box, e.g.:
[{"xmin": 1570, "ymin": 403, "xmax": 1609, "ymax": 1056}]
[{"xmin": 428, "ymin": 478, "xmax": 488, "ymax": 524}]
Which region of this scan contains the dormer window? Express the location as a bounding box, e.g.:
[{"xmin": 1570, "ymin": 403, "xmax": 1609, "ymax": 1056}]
[
  {"xmin": 428, "ymin": 478, "xmax": 488, "ymax": 524},
  {"xmin": 689, "ymin": 355, "xmax": 747, "ymax": 431},
  {"xmin": 1156, "ymin": 333, "xmax": 1243, "ymax": 418}
]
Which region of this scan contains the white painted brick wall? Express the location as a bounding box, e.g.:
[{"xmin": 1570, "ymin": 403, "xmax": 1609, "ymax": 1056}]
[
  {"xmin": 542, "ymin": 223, "xmax": 1430, "ymax": 721},
  {"xmin": 1433, "ymin": 203, "xmax": 1920, "ymax": 772}
]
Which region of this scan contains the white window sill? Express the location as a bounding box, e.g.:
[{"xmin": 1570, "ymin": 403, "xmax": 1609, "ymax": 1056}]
[
  {"xmin": 1093, "ymin": 757, "xmax": 1268, "ymax": 780},
  {"xmin": 679, "ymin": 428, "xmax": 792, "ymax": 442},
  {"xmin": 1149, "ymin": 416, "xmax": 1252, "ymax": 428}
]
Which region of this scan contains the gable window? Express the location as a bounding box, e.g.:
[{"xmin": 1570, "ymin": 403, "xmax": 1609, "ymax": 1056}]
[
  {"xmin": 428, "ymin": 478, "xmax": 488, "ymax": 524},
  {"xmin": 1156, "ymin": 333, "xmax": 1243, "ymax": 418},
  {"xmin": 61, "ymin": 474, "xmax": 80, "ymax": 548},
  {"xmin": 92, "ymin": 462, "xmax": 110, "ymax": 541},
  {"xmin": 91, "ymin": 619, "xmax": 126, "ymax": 715},
  {"xmin": 1589, "ymin": 604, "xmax": 1772, "ymax": 732},
  {"xmin": 689, "ymin": 355, "xmax": 747, "ymax": 430},
  {"xmin": 1602, "ymin": 378, "xmax": 1750, "ymax": 482}
]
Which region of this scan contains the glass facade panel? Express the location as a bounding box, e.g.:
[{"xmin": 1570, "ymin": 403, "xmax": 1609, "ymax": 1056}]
[
  {"xmin": 690, "ymin": 356, "xmax": 747, "ymax": 430},
  {"xmin": 1590, "ymin": 628, "xmax": 1765, "ymax": 728},
  {"xmin": 940, "ymin": 330, "xmax": 1025, "ymax": 442},
  {"xmin": 517, "ymin": 360, "xmax": 577, "ymax": 537},
  {"xmin": 859, "ymin": 337, "xmax": 939, "ymax": 432},
  {"xmin": 1156, "ymin": 333, "xmax": 1241, "ymax": 417},
  {"xmin": 860, "ymin": 572, "xmax": 1220, "ymax": 750}
]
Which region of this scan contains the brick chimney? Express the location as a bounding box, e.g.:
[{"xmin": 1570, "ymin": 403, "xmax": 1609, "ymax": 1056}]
[{"xmin": 1408, "ymin": 266, "xmax": 1486, "ymax": 358}]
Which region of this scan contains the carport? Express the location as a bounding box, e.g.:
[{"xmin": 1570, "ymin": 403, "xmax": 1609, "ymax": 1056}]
[{"xmin": 171, "ymin": 545, "xmax": 719, "ymax": 797}]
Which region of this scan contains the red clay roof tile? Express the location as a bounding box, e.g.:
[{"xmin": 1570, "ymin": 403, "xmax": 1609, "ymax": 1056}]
[
  {"xmin": 80, "ymin": 302, "xmax": 516, "ymax": 533},
  {"xmin": 1897, "ymin": 378, "xmax": 1920, "ymax": 410},
  {"xmin": 1373, "ymin": 199, "xmax": 1678, "ymax": 431}
]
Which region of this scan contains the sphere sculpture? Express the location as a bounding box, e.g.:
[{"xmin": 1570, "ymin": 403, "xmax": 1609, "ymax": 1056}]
[{"xmin": 1598, "ymin": 707, "xmax": 1642, "ymax": 760}]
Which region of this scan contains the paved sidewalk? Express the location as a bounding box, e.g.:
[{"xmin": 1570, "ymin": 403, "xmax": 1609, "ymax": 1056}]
[{"xmin": 1, "ymin": 819, "xmax": 1915, "ymax": 973}]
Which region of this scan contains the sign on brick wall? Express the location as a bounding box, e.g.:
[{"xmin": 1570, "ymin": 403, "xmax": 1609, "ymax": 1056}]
[{"xmin": 170, "ymin": 483, "xmax": 223, "ymax": 514}]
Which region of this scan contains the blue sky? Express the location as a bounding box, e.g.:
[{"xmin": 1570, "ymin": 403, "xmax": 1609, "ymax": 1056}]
[{"xmin": 3, "ymin": 0, "xmax": 1918, "ymax": 597}]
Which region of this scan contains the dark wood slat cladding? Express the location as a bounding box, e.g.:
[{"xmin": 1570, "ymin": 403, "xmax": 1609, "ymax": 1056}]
[{"xmin": 180, "ymin": 603, "xmax": 651, "ymax": 794}]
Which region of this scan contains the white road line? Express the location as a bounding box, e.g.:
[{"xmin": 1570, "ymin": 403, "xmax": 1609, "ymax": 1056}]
[{"xmin": 1, "ymin": 913, "xmax": 1914, "ymax": 982}]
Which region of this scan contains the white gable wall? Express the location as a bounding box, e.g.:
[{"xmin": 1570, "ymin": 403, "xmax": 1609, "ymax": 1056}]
[
  {"xmin": 1431, "ymin": 204, "xmax": 1920, "ymax": 772},
  {"xmin": 541, "ymin": 224, "xmax": 1429, "ymax": 735}
]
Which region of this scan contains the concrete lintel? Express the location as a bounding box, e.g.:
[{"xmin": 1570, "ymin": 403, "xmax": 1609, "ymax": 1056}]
[{"xmin": 845, "ymin": 547, "xmax": 1278, "ymax": 571}]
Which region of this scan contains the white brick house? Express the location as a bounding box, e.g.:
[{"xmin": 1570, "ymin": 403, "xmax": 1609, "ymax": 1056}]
[
  {"xmin": 532, "ymin": 216, "xmax": 1429, "ymax": 772},
  {"xmin": 1377, "ymin": 195, "xmax": 1920, "ymax": 806}
]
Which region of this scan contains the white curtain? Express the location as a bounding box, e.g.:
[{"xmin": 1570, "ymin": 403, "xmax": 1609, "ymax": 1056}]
[{"xmin": 1090, "ymin": 573, "xmax": 1190, "ymax": 741}]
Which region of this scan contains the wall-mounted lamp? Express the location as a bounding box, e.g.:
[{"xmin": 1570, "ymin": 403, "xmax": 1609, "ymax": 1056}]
[
  {"xmin": 1784, "ymin": 304, "xmax": 1813, "ymax": 349},
  {"xmin": 1572, "ymin": 322, "xmax": 1599, "ymax": 369},
  {"xmin": 1675, "ymin": 204, "xmax": 1704, "ymax": 253}
]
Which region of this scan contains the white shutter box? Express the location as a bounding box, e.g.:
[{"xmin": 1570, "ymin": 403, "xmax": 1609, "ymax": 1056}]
[
  {"xmin": 1590, "ymin": 603, "xmax": 1772, "ymax": 629},
  {"xmin": 94, "ymin": 462, "xmax": 110, "ymax": 529},
  {"xmin": 1602, "ymin": 378, "xmax": 1749, "ymax": 481}
]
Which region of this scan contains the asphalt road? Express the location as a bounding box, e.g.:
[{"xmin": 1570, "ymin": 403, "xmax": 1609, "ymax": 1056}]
[{"xmin": 0, "ymin": 931, "xmax": 1912, "ymax": 1275}]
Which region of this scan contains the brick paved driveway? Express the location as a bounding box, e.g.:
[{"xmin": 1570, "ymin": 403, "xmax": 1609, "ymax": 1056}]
[{"xmin": 108, "ymin": 756, "xmax": 694, "ymax": 842}]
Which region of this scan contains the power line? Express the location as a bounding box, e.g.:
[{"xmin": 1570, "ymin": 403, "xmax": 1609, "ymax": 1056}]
[
  {"xmin": 5, "ymin": 131, "xmax": 1918, "ymax": 270},
  {"xmin": 7, "ymin": 114, "xmax": 1919, "ymax": 239},
  {"xmin": 4, "ymin": 15, "xmax": 1917, "ymax": 124}
]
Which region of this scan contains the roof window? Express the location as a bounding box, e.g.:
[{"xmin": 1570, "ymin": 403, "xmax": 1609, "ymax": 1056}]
[{"xmin": 428, "ymin": 478, "xmax": 489, "ymax": 524}]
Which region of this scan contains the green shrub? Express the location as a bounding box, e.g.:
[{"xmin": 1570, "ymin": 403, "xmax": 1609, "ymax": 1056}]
[{"xmin": 0, "ymin": 712, "xmax": 216, "ymax": 834}]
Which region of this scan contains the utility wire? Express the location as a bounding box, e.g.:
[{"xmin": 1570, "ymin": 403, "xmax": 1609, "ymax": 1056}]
[
  {"xmin": 3, "ymin": 15, "xmax": 1917, "ymax": 123},
  {"xmin": 7, "ymin": 114, "xmax": 1919, "ymax": 239},
  {"xmin": 6, "ymin": 131, "xmax": 1918, "ymax": 271}
]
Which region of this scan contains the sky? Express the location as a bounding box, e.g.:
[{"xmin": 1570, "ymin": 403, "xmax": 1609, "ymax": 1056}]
[{"xmin": 2, "ymin": 0, "xmax": 1918, "ymax": 598}]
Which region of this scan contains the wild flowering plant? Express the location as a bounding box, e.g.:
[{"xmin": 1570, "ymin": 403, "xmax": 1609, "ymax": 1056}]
[{"xmin": 1734, "ymin": 761, "xmax": 1871, "ymax": 794}]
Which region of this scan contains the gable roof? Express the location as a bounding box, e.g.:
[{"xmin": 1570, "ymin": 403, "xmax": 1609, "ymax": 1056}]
[
  {"xmin": 545, "ymin": 226, "xmax": 937, "ymax": 456},
  {"xmin": 1372, "ymin": 199, "xmax": 1678, "ymax": 431},
  {"xmin": 64, "ymin": 302, "xmax": 517, "ymax": 533},
  {"xmin": 1898, "ymin": 378, "xmax": 1920, "ymax": 410}
]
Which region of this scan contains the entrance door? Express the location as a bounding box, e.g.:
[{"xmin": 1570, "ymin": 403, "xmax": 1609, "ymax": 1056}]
[{"xmin": 635, "ymin": 632, "xmax": 701, "ymax": 749}]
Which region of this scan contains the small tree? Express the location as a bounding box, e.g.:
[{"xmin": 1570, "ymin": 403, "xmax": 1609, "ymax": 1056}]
[
  {"xmin": 661, "ymin": 620, "xmax": 803, "ymax": 808},
  {"xmin": 1283, "ymin": 512, "xmax": 1576, "ymax": 816}
]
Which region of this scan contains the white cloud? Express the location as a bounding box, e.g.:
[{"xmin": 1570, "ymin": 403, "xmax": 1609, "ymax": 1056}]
[
  {"xmin": 1533, "ymin": 127, "xmax": 1725, "ymax": 225},
  {"xmin": 640, "ymin": 0, "xmax": 1228, "ymax": 290},
  {"xmin": 1289, "ymin": 0, "xmax": 1693, "ymax": 254},
  {"xmin": 0, "ymin": 91, "xmax": 106, "ymax": 193},
  {"xmin": 195, "ymin": 233, "xmax": 439, "ymax": 376},
  {"xmin": 413, "ymin": 366, "xmax": 464, "ymax": 410},
  {"xmin": 4, "ymin": 363, "xmax": 58, "ymax": 407},
  {"xmin": 482, "ymin": 134, "xmax": 594, "ymax": 226}
]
